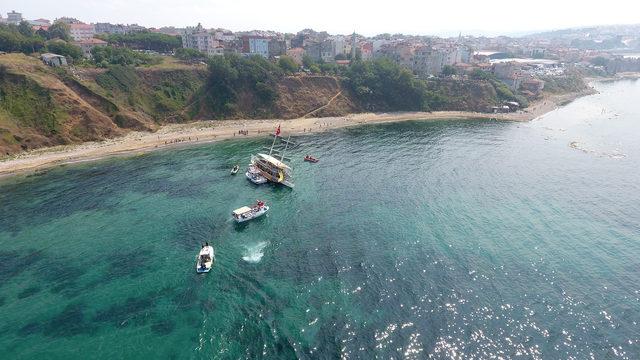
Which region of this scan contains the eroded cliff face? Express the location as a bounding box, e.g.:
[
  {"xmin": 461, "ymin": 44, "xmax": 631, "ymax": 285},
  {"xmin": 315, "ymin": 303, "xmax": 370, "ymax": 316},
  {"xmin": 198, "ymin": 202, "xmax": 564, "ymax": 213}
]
[{"xmin": 0, "ymin": 53, "xmax": 514, "ymax": 156}]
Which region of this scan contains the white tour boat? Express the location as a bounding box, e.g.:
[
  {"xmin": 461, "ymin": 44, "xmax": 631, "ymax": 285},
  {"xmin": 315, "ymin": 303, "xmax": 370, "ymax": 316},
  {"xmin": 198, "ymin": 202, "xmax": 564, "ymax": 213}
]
[
  {"xmin": 196, "ymin": 245, "xmax": 215, "ymax": 273},
  {"xmin": 232, "ymin": 200, "xmax": 269, "ymax": 223}
]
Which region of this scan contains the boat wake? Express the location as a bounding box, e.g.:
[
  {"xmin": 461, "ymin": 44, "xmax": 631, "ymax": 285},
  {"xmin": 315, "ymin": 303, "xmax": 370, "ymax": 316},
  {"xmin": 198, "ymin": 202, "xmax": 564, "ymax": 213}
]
[{"xmin": 242, "ymin": 241, "xmax": 269, "ymax": 263}]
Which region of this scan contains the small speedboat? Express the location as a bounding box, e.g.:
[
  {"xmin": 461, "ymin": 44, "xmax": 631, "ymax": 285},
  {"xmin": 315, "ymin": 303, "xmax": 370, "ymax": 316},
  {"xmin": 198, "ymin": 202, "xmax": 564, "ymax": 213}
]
[
  {"xmin": 232, "ymin": 201, "xmax": 269, "ymax": 223},
  {"xmin": 304, "ymin": 155, "xmax": 319, "ymax": 163},
  {"xmin": 245, "ymin": 170, "xmax": 268, "ymax": 184},
  {"xmin": 231, "ymin": 165, "xmax": 240, "ymax": 175},
  {"xmin": 196, "ymin": 245, "xmax": 215, "ymax": 273}
]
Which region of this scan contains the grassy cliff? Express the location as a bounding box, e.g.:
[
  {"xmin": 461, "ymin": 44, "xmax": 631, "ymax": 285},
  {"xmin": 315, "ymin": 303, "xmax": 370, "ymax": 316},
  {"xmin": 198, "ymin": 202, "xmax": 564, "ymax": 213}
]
[{"xmin": 0, "ymin": 53, "xmax": 565, "ymax": 156}]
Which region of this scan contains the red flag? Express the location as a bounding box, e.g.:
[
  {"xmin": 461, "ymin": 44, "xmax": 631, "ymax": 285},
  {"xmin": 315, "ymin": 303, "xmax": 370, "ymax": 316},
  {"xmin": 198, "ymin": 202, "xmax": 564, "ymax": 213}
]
[{"xmin": 275, "ymin": 124, "xmax": 281, "ymax": 136}]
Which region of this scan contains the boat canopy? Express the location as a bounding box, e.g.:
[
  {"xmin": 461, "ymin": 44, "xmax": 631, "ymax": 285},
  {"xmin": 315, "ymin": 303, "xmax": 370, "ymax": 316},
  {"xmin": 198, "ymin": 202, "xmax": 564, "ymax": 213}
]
[
  {"xmin": 233, "ymin": 206, "xmax": 253, "ymax": 215},
  {"xmin": 257, "ymin": 153, "xmax": 291, "ymax": 170}
]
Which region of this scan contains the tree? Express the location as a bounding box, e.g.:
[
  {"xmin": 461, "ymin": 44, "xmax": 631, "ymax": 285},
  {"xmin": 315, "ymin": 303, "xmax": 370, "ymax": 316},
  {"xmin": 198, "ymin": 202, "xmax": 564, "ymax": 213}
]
[
  {"xmin": 334, "ymin": 53, "xmax": 348, "ymax": 61},
  {"xmin": 17, "ymin": 21, "xmax": 34, "ymax": 37},
  {"xmin": 47, "ymin": 21, "xmax": 71, "ymax": 41},
  {"xmin": 277, "ymin": 56, "xmax": 298, "ymax": 74},
  {"xmin": 99, "ymin": 31, "xmax": 182, "ymax": 53},
  {"xmin": 46, "ymin": 40, "xmax": 83, "ymax": 60},
  {"xmin": 589, "ymin": 56, "xmax": 609, "ymax": 67},
  {"xmin": 441, "ymin": 65, "xmax": 456, "ymax": 76},
  {"xmin": 309, "ymin": 64, "xmax": 321, "ymax": 74},
  {"xmin": 175, "ymin": 47, "xmax": 206, "ymax": 60},
  {"xmin": 302, "ymin": 54, "xmax": 315, "ymax": 68},
  {"xmin": 91, "ymin": 45, "xmax": 160, "ymax": 66}
]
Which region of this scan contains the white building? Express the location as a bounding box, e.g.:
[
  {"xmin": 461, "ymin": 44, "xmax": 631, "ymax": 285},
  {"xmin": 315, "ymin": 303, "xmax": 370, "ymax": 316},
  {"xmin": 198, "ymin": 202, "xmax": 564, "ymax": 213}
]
[
  {"xmin": 69, "ymin": 23, "xmax": 96, "ymax": 41},
  {"xmin": 7, "ymin": 11, "xmax": 22, "ymax": 24},
  {"xmin": 181, "ymin": 24, "xmax": 220, "ymax": 56}
]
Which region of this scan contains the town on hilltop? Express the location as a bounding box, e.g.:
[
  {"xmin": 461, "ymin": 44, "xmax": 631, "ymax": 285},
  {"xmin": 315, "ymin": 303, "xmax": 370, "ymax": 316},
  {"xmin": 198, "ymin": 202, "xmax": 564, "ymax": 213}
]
[{"xmin": 2, "ymin": 10, "xmax": 639, "ymax": 95}]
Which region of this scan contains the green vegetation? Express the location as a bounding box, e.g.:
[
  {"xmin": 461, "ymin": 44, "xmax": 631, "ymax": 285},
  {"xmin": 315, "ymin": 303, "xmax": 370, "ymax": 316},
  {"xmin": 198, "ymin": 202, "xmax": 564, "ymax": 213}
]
[
  {"xmin": 45, "ymin": 40, "xmax": 83, "ymax": 60},
  {"xmin": 203, "ymin": 54, "xmax": 282, "ymax": 117},
  {"xmin": 589, "ymin": 56, "xmax": 609, "ymax": 67},
  {"xmin": 277, "ymin": 56, "xmax": 298, "ymax": 74},
  {"xmin": 46, "ymin": 22, "xmax": 72, "ymax": 41},
  {"xmin": 0, "ymin": 67, "xmax": 60, "ymax": 134},
  {"xmin": 0, "ymin": 23, "xmax": 45, "ymax": 53},
  {"xmin": 97, "ymin": 31, "xmax": 181, "ymax": 53},
  {"xmin": 91, "ymin": 46, "xmax": 162, "ymax": 67},
  {"xmin": 441, "ymin": 65, "xmax": 456, "ymax": 76},
  {"xmin": 539, "ymin": 73, "xmax": 586, "ymax": 94},
  {"xmin": 174, "ymin": 48, "xmax": 206, "ymax": 61},
  {"xmin": 343, "ymin": 59, "xmax": 433, "ymax": 111},
  {"xmin": 95, "ymin": 65, "xmax": 140, "ymax": 92},
  {"xmin": 470, "ymin": 69, "xmax": 529, "ymax": 106}
]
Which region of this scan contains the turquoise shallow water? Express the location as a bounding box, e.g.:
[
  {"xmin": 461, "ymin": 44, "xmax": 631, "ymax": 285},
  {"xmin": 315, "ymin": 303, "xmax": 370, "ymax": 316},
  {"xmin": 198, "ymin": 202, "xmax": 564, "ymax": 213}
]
[{"xmin": 1, "ymin": 79, "xmax": 639, "ymax": 359}]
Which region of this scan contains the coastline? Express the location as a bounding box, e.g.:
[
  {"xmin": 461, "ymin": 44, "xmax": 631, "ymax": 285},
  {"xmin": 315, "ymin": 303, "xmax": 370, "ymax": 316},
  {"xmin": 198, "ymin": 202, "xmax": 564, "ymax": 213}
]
[{"xmin": 0, "ymin": 88, "xmax": 592, "ymax": 178}]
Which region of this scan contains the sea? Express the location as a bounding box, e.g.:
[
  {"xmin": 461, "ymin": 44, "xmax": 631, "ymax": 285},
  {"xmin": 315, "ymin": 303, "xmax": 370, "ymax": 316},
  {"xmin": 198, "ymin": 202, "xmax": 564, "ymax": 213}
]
[{"xmin": 0, "ymin": 79, "xmax": 639, "ymax": 359}]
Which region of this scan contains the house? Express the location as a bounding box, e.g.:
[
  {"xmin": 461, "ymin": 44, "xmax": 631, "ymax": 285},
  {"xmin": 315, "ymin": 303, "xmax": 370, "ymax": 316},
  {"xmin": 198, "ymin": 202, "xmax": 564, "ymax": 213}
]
[
  {"xmin": 74, "ymin": 38, "xmax": 108, "ymax": 58},
  {"xmin": 28, "ymin": 18, "xmax": 50, "ymax": 27},
  {"xmin": 41, "ymin": 53, "xmax": 68, "ymax": 67},
  {"xmin": 268, "ymin": 39, "xmax": 287, "ymax": 58},
  {"xmin": 181, "ymin": 24, "xmax": 220, "ymax": 56},
  {"xmin": 94, "ymin": 23, "xmax": 126, "ymax": 35},
  {"xmin": 241, "ymin": 36, "xmax": 269, "ymax": 58},
  {"xmin": 69, "ymin": 23, "xmax": 96, "ymax": 41},
  {"xmin": 7, "ymin": 11, "xmax": 22, "ymax": 24}
]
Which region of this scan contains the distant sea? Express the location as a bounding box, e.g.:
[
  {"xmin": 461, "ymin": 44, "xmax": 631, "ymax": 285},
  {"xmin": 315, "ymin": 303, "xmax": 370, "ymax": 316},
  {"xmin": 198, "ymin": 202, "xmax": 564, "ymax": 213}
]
[{"xmin": 1, "ymin": 79, "xmax": 639, "ymax": 359}]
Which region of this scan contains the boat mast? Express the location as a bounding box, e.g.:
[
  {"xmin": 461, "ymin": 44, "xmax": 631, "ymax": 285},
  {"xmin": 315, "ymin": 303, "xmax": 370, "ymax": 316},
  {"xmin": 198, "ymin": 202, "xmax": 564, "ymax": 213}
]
[
  {"xmin": 280, "ymin": 135, "xmax": 291, "ymax": 161},
  {"xmin": 268, "ymin": 132, "xmax": 278, "ymax": 156}
]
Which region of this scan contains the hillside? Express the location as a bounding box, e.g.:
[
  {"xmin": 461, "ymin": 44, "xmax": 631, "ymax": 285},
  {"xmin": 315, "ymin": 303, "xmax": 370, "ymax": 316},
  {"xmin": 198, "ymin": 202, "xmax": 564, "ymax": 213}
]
[{"xmin": 0, "ymin": 54, "xmax": 509, "ymax": 156}]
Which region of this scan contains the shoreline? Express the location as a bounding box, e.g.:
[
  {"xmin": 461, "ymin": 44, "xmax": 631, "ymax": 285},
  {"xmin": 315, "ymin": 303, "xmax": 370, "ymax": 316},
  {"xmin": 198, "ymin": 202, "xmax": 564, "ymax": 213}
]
[{"xmin": 0, "ymin": 88, "xmax": 593, "ymax": 178}]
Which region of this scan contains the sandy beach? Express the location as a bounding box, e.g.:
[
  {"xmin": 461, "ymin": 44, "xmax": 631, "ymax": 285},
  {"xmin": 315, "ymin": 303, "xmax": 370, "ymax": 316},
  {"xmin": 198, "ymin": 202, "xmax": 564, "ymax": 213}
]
[{"xmin": 0, "ymin": 89, "xmax": 591, "ymax": 178}]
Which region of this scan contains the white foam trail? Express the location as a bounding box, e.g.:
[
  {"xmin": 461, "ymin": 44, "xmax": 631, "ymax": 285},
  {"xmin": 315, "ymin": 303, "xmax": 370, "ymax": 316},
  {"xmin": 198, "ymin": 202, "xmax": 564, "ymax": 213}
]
[{"xmin": 242, "ymin": 241, "xmax": 269, "ymax": 263}]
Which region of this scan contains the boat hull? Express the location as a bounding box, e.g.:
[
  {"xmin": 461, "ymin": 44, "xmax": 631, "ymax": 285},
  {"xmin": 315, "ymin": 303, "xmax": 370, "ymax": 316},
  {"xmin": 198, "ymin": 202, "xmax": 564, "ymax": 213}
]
[
  {"xmin": 233, "ymin": 206, "xmax": 269, "ymax": 223},
  {"xmin": 196, "ymin": 246, "xmax": 215, "ymax": 273}
]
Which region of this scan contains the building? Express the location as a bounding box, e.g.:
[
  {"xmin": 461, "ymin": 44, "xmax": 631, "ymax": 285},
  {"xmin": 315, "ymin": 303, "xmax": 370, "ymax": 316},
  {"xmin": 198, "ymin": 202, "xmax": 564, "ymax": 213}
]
[
  {"xmin": 181, "ymin": 24, "xmax": 220, "ymax": 56},
  {"xmin": 28, "ymin": 18, "xmax": 50, "ymax": 27},
  {"xmin": 268, "ymin": 39, "xmax": 287, "ymax": 58},
  {"xmin": 94, "ymin": 23, "xmax": 126, "ymax": 35},
  {"xmin": 241, "ymin": 36, "xmax": 269, "ymax": 58},
  {"xmin": 56, "ymin": 17, "xmax": 82, "ymax": 24},
  {"xmin": 41, "ymin": 53, "xmax": 68, "ymax": 67},
  {"xmin": 69, "ymin": 23, "xmax": 96, "ymax": 41},
  {"xmin": 7, "ymin": 11, "xmax": 22, "ymax": 25},
  {"xmin": 74, "ymin": 38, "xmax": 108, "ymax": 58}
]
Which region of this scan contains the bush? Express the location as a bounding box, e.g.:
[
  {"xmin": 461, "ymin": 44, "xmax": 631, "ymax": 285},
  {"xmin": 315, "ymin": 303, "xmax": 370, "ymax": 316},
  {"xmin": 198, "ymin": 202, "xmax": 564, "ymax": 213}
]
[
  {"xmin": 175, "ymin": 47, "xmax": 206, "ymax": 61},
  {"xmin": 277, "ymin": 56, "xmax": 298, "ymax": 74},
  {"xmin": 344, "ymin": 58, "xmax": 431, "ymax": 111},
  {"xmin": 46, "ymin": 40, "xmax": 83, "ymax": 60},
  {"xmin": 0, "ymin": 23, "xmax": 45, "ymax": 53},
  {"xmin": 91, "ymin": 46, "xmax": 161, "ymax": 66},
  {"xmin": 97, "ymin": 31, "xmax": 181, "ymax": 53},
  {"xmin": 204, "ymin": 53, "xmax": 282, "ymax": 116}
]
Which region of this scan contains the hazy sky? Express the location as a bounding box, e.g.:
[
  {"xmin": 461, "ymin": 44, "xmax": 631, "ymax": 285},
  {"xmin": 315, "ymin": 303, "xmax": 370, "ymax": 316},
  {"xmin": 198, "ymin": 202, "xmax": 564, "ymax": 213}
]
[{"xmin": 2, "ymin": 0, "xmax": 639, "ymax": 36}]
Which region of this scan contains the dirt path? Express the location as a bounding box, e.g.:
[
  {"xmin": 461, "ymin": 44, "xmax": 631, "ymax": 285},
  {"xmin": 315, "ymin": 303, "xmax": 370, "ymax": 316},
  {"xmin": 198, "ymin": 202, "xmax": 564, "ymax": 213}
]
[{"xmin": 301, "ymin": 90, "xmax": 343, "ymax": 118}]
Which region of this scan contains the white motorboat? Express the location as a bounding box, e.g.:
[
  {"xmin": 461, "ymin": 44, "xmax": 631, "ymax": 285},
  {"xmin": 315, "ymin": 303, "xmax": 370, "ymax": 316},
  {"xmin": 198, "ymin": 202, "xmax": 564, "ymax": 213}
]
[
  {"xmin": 196, "ymin": 245, "xmax": 215, "ymax": 273},
  {"xmin": 245, "ymin": 169, "xmax": 268, "ymax": 184},
  {"xmin": 231, "ymin": 165, "xmax": 240, "ymax": 175},
  {"xmin": 232, "ymin": 201, "xmax": 269, "ymax": 223}
]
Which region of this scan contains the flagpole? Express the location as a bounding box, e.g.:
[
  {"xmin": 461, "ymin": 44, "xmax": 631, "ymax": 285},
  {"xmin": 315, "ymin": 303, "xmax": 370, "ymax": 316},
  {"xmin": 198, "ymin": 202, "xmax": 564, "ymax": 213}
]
[{"xmin": 268, "ymin": 124, "xmax": 279, "ymax": 155}]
